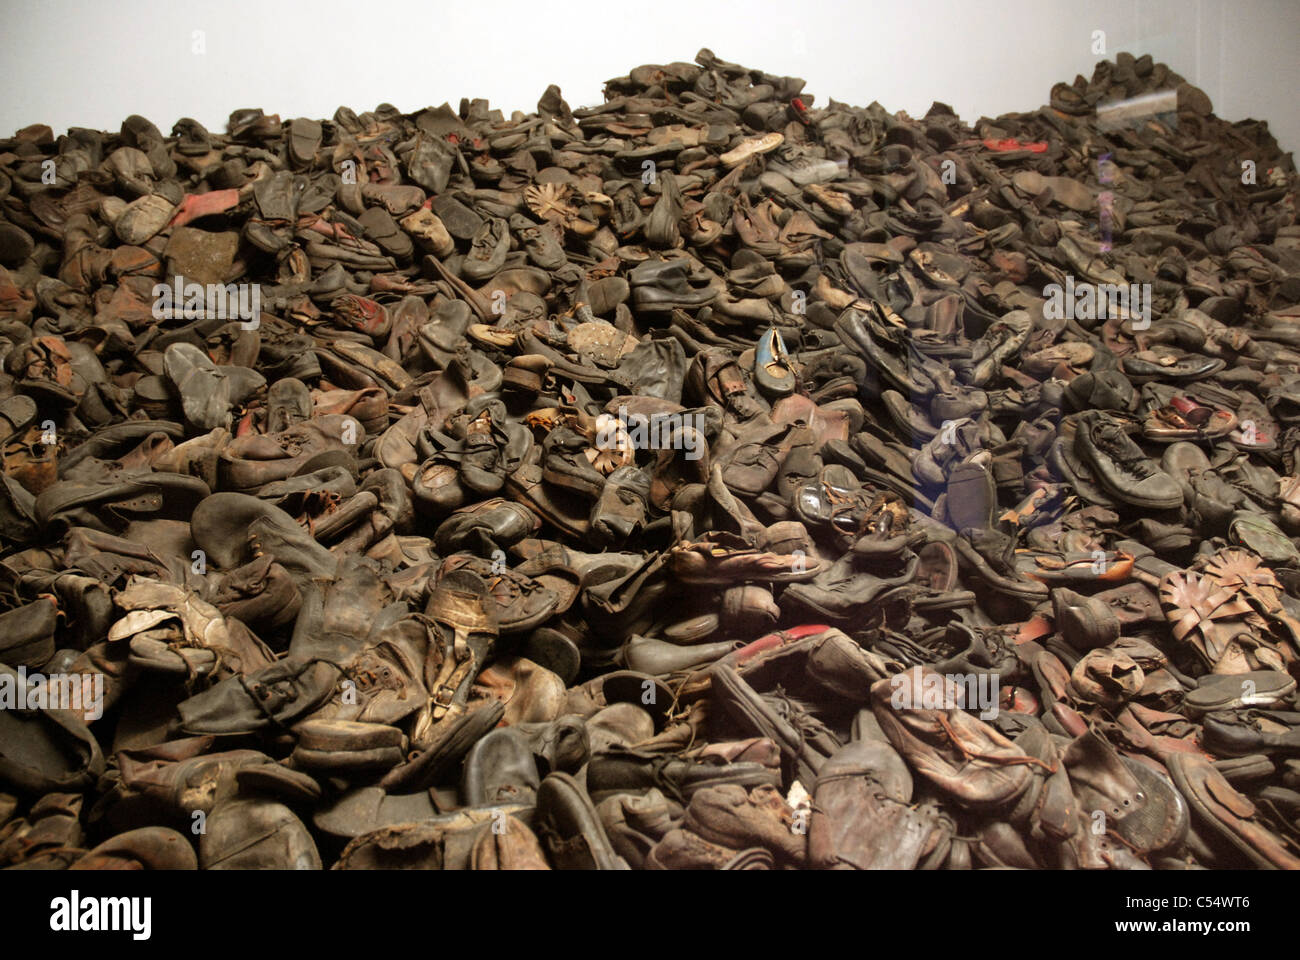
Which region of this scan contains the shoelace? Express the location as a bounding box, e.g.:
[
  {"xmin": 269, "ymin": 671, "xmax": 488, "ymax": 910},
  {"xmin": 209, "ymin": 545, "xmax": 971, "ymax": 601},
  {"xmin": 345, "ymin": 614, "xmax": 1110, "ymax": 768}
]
[
  {"xmin": 934, "ymin": 713, "xmax": 1056, "ymax": 773},
  {"xmin": 1094, "ymin": 425, "xmax": 1156, "ymax": 479},
  {"xmin": 633, "ymin": 755, "xmax": 688, "ymax": 805},
  {"xmin": 768, "ymin": 685, "xmax": 838, "ymax": 754},
  {"xmin": 301, "ymin": 490, "xmax": 345, "ymax": 536},
  {"xmin": 347, "ymin": 660, "xmax": 403, "ymax": 695},
  {"xmin": 164, "ymin": 637, "xmax": 222, "ymax": 691},
  {"xmin": 823, "ymin": 481, "xmax": 883, "ymax": 538}
]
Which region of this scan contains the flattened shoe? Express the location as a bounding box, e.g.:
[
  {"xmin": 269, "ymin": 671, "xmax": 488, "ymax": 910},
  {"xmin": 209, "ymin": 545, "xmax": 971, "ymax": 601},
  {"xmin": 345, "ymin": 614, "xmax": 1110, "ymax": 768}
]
[
  {"xmin": 200, "ymin": 798, "xmax": 321, "ymax": 869},
  {"xmin": 1168, "ymin": 752, "xmax": 1300, "ymax": 869},
  {"xmin": 534, "ymin": 771, "xmax": 629, "ymax": 869}
]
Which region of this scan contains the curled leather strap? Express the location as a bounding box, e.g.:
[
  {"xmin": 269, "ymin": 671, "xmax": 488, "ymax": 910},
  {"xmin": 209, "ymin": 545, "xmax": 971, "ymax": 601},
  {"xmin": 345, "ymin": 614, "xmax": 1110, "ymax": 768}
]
[{"xmin": 1161, "ymin": 571, "xmax": 1254, "ymax": 647}]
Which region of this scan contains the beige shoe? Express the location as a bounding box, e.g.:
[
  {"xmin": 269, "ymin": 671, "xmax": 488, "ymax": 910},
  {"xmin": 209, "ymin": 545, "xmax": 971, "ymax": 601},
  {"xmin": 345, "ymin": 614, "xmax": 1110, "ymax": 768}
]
[
  {"xmin": 399, "ymin": 207, "xmax": 454, "ymax": 256},
  {"xmin": 720, "ymin": 132, "xmax": 784, "ymax": 167},
  {"xmin": 805, "ymin": 183, "xmax": 854, "ymax": 216}
]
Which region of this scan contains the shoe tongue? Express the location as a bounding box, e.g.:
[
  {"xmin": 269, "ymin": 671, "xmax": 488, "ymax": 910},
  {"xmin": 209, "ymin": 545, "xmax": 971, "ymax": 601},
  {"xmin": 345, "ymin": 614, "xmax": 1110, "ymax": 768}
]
[
  {"xmin": 432, "ymin": 569, "xmax": 496, "ymax": 619},
  {"xmin": 1096, "ymin": 424, "xmax": 1155, "ymax": 478},
  {"xmin": 1063, "ymin": 730, "xmax": 1143, "ymax": 803},
  {"xmin": 966, "ymin": 527, "xmax": 1016, "ymax": 571}
]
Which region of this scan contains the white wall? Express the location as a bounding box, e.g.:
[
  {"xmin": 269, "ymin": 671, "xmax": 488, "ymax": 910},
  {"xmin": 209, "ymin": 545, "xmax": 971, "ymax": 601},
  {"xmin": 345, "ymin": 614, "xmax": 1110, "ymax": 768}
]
[{"xmin": 2, "ymin": 0, "xmax": 1296, "ymax": 153}]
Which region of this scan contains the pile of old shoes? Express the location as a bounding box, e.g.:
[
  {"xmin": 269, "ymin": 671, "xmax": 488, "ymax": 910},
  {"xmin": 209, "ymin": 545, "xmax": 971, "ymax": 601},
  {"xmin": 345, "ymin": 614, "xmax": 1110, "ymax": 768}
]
[{"xmin": 0, "ymin": 46, "xmax": 1298, "ymax": 870}]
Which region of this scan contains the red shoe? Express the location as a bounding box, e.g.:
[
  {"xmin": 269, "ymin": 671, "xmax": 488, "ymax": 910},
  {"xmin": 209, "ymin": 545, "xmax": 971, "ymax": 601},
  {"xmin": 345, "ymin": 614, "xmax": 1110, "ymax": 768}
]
[
  {"xmin": 169, "ymin": 188, "xmax": 241, "ymax": 227},
  {"xmin": 982, "ymin": 137, "xmax": 1048, "ymax": 153}
]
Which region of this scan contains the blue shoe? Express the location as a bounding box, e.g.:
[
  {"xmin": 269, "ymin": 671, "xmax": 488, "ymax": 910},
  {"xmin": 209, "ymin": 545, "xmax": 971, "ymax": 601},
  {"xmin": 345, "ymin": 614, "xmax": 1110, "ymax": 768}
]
[{"xmin": 754, "ymin": 327, "xmax": 795, "ymax": 397}]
